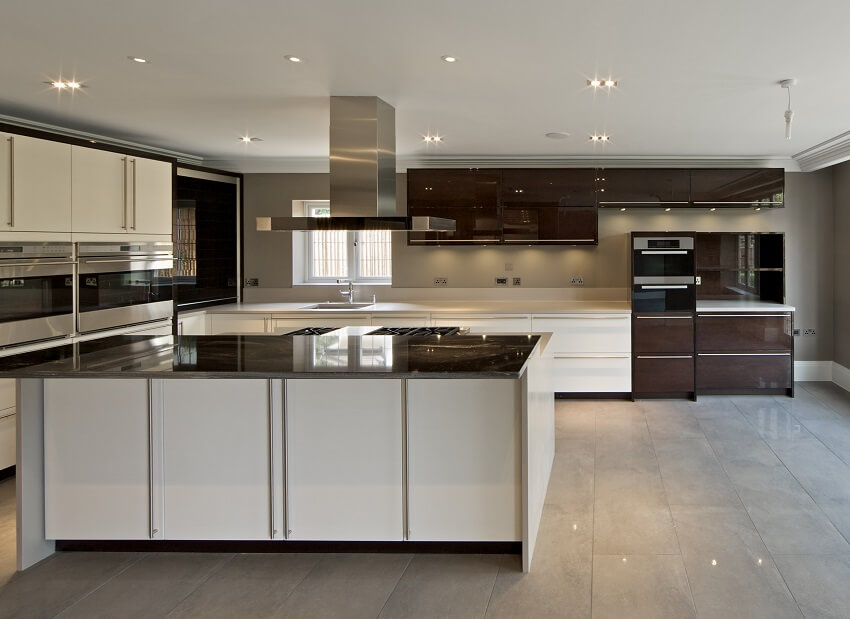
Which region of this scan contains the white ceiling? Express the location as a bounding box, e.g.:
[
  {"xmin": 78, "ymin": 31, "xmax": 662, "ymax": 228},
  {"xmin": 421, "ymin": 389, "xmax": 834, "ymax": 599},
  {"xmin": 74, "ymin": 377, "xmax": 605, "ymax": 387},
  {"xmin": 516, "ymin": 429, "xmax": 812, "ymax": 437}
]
[{"xmin": 2, "ymin": 0, "xmax": 849, "ymax": 170}]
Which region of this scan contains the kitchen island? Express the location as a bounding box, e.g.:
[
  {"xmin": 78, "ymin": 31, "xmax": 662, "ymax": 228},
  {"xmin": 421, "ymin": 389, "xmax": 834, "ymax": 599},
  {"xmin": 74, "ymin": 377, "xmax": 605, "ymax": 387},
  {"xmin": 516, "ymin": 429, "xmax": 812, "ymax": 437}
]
[{"xmin": 1, "ymin": 332, "xmax": 553, "ymax": 573}]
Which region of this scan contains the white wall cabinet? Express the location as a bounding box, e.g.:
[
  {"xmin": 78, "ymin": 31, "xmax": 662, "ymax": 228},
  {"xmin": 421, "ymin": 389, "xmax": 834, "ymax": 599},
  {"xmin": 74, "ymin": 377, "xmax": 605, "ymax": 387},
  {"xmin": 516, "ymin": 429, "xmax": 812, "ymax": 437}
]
[
  {"xmin": 286, "ymin": 379, "xmax": 403, "ymax": 540},
  {"xmin": 43, "ymin": 379, "xmax": 151, "ymax": 539},
  {"xmin": 72, "ymin": 148, "xmax": 172, "ymax": 236},
  {"xmin": 0, "ymin": 133, "xmax": 71, "ymax": 233},
  {"xmin": 161, "ymin": 379, "xmax": 272, "ymax": 540},
  {"xmin": 431, "ymin": 314, "xmax": 531, "ymax": 333},
  {"xmin": 532, "ymin": 314, "xmax": 631, "ymax": 393},
  {"xmin": 407, "ymin": 379, "xmax": 521, "ymax": 541}
]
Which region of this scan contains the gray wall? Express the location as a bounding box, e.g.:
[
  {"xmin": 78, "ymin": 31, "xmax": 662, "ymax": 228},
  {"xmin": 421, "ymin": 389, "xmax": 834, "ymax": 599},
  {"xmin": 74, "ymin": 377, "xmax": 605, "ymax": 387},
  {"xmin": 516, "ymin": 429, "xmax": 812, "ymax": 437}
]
[
  {"xmin": 242, "ymin": 170, "xmax": 835, "ymax": 361},
  {"xmin": 835, "ymin": 161, "xmax": 850, "ymax": 368}
]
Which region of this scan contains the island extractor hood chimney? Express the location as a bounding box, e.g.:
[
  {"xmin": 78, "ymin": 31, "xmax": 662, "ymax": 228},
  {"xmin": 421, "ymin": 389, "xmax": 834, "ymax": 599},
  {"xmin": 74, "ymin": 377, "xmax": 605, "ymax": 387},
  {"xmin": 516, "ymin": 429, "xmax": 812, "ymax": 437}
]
[{"xmin": 256, "ymin": 96, "xmax": 455, "ymax": 232}]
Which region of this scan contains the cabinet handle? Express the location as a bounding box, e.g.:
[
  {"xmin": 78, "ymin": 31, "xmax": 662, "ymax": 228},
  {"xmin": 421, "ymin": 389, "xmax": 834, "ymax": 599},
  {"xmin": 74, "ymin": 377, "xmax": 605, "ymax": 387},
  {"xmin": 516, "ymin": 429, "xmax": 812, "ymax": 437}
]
[
  {"xmin": 554, "ymin": 354, "xmax": 630, "ymax": 359},
  {"xmin": 640, "ymin": 285, "xmax": 688, "ymax": 290},
  {"xmin": 637, "ymin": 355, "xmax": 693, "ymax": 359},
  {"xmin": 7, "ymin": 137, "xmax": 13, "ymax": 227},
  {"xmin": 635, "ymin": 315, "xmax": 692, "ymax": 319},
  {"xmin": 121, "ymin": 157, "xmax": 128, "ymax": 230},
  {"xmin": 640, "ymin": 250, "xmax": 688, "ymax": 255},
  {"xmin": 267, "ymin": 379, "xmax": 274, "ymax": 539},
  {"xmin": 698, "ymin": 353, "xmax": 791, "ymax": 357},
  {"xmin": 131, "ymin": 158, "xmax": 137, "ymax": 230},
  {"xmin": 697, "ymin": 314, "xmax": 790, "ymax": 318}
]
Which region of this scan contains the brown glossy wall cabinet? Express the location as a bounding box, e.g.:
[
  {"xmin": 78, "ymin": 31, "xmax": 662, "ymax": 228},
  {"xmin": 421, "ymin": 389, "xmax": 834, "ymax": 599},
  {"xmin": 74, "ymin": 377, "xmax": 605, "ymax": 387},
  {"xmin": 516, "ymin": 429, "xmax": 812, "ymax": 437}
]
[
  {"xmin": 690, "ymin": 169, "xmax": 784, "ymax": 206},
  {"xmin": 598, "ymin": 169, "xmax": 690, "ymax": 207}
]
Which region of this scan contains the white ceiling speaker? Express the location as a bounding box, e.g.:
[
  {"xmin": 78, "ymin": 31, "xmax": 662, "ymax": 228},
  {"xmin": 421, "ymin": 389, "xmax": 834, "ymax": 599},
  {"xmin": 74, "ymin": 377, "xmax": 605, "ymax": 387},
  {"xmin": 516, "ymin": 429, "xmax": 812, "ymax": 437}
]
[{"xmin": 780, "ymin": 79, "xmax": 797, "ymax": 140}]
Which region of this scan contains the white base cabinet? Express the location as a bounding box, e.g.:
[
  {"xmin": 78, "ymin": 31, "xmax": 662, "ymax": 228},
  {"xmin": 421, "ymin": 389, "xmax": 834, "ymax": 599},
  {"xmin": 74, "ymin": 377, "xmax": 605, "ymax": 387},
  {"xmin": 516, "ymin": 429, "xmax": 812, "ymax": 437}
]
[
  {"xmin": 208, "ymin": 313, "xmax": 269, "ymax": 334},
  {"xmin": 286, "ymin": 379, "xmax": 403, "ymax": 540},
  {"xmin": 0, "ymin": 411, "xmax": 15, "ymax": 471},
  {"xmin": 407, "ymin": 379, "xmax": 521, "ymax": 541},
  {"xmin": 43, "ymin": 379, "xmax": 150, "ymax": 540},
  {"xmin": 432, "ymin": 314, "xmax": 531, "ymax": 333},
  {"xmin": 161, "ymin": 380, "xmax": 273, "ymax": 540}
]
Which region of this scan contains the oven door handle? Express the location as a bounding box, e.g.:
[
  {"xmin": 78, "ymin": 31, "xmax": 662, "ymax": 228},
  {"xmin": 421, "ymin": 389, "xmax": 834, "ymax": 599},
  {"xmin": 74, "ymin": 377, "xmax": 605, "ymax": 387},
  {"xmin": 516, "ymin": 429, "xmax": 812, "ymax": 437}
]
[
  {"xmin": 81, "ymin": 258, "xmax": 174, "ymax": 264},
  {"xmin": 639, "ymin": 250, "xmax": 689, "ymax": 255},
  {"xmin": 0, "ymin": 263, "xmax": 75, "ymax": 278},
  {"xmin": 639, "ymin": 285, "xmax": 689, "ymax": 290}
]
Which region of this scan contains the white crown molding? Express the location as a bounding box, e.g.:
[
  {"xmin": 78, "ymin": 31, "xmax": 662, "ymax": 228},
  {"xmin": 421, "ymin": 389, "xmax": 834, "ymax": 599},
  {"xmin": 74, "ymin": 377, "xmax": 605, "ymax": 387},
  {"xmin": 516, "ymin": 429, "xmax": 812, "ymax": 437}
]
[
  {"xmin": 793, "ymin": 130, "xmax": 850, "ymax": 172},
  {"xmin": 0, "ymin": 113, "xmax": 205, "ymax": 164},
  {"xmin": 206, "ymin": 154, "xmax": 801, "ymax": 174}
]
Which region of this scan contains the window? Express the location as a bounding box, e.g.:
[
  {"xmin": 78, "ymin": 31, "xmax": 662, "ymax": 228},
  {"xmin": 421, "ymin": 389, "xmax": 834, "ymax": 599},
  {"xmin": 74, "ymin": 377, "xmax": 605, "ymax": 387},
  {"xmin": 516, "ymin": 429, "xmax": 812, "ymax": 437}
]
[{"xmin": 304, "ymin": 201, "xmax": 392, "ymax": 283}]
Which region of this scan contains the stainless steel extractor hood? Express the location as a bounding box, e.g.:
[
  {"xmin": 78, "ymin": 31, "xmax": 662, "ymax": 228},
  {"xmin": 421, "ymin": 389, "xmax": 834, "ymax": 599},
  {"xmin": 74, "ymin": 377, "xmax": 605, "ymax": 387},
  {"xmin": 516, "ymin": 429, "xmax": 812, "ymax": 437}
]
[{"xmin": 256, "ymin": 96, "xmax": 455, "ymax": 232}]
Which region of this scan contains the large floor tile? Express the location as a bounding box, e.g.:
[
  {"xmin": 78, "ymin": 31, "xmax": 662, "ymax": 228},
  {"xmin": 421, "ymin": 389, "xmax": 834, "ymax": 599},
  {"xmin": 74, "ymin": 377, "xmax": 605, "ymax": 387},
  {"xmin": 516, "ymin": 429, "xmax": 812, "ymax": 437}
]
[
  {"xmin": 594, "ymin": 487, "xmax": 679, "ymax": 555},
  {"xmin": 734, "ymin": 400, "xmax": 813, "ymax": 443},
  {"xmin": 642, "ymin": 406, "xmax": 704, "ymax": 440},
  {"xmin": 684, "ymin": 396, "xmax": 741, "ymax": 419},
  {"xmin": 774, "ymin": 554, "xmax": 850, "ymax": 619},
  {"xmin": 276, "ymin": 553, "xmax": 412, "ymax": 619},
  {"xmin": 654, "ymin": 439, "xmax": 740, "ymax": 506},
  {"xmin": 774, "ymin": 393, "xmax": 844, "ymax": 423},
  {"xmin": 0, "ymin": 552, "xmax": 141, "ymax": 619},
  {"xmin": 546, "ymin": 441, "xmax": 595, "ymax": 507},
  {"xmin": 796, "ymin": 417, "xmax": 850, "ymax": 467},
  {"xmin": 486, "ymin": 504, "xmax": 592, "ymax": 619},
  {"xmin": 798, "ymin": 383, "xmax": 850, "ymax": 418},
  {"xmin": 166, "ymin": 553, "xmax": 321, "ymax": 619},
  {"xmin": 770, "ymin": 437, "xmax": 850, "ymax": 503},
  {"xmin": 555, "ymin": 405, "xmax": 596, "ymax": 441},
  {"xmin": 670, "ymin": 505, "xmax": 802, "ymax": 619},
  {"xmin": 591, "ymin": 554, "xmax": 696, "ymax": 619},
  {"xmin": 57, "ymin": 553, "xmax": 233, "ymax": 619},
  {"xmin": 378, "ymin": 554, "xmax": 501, "ymax": 619},
  {"xmin": 698, "ymin": 414, "xmax": 761, "ymax": 442}
]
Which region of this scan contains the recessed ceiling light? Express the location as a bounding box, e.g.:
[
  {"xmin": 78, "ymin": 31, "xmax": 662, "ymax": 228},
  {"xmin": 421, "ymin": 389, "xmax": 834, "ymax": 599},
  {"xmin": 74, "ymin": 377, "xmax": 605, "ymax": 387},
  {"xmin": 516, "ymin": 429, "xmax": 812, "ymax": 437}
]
[
  {"xmin": 441, "ymin": 55, "xmax": 457, "ymax": 63},
  {"xmin": 46, "ymin": 79, "xmax": 85, "ymax": 90},
  {"xmin": 239, "ymin": 136, "xmax": 263, "ymax": 143},
  {"xmin": 50, "ymin": 81, "xmax": 66, "ymax": 89},
  {"xmin": 587, "ymin": 78, "xmax": 617, "ymax": 88},
  {"xmin": 589, "ymin": 134, "xmax": 610, "ymax": 142},
  {"xmin": 128, "ymin": 56, "xmax": 148, "ymax": 63},
  {"xmin": 545, "ymin": 131, "xmax": 570, "ymax": 139},
  {"xmin": 284, "ymin": 55, "xmax": 302, "ymax": 63},
  {"xmin": 423, "ymin": 134, "xmax": 443, "ymax": 143}
]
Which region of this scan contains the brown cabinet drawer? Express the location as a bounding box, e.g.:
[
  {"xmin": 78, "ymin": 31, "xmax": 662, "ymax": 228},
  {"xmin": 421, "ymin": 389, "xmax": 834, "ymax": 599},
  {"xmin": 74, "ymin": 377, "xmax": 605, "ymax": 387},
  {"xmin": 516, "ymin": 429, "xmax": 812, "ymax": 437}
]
[
  {"xmin": 633, "ymin": 315, "xmax": 694, "ymax": 353},
  {"xmin": 633, "ymin": 355, "xmax": 694, "ymax": 394},
  {"xmin": 696, "ymin": 353, "xmax": 792, "ymax": 390},
  {"xmin": 696, "ymin": 314, "xmax": 792, "ymax": 352}
]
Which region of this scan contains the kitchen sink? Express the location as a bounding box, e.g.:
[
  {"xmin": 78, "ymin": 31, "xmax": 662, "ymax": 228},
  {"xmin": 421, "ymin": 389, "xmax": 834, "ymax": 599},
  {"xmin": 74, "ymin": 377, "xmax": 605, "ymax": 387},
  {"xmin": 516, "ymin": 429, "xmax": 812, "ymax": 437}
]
[{"xmin": 307, "ymin": 302, "xmax": 375, "ymax": 310}]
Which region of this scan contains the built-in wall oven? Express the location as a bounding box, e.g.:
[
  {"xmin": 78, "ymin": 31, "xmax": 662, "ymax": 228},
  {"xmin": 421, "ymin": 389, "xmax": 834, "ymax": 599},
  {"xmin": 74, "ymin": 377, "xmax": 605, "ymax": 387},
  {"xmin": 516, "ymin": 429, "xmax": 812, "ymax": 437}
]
[
  {"xmin": 0, "ymin": 242, "xmax": 75, "ymax": 348},
  {"xmin": 77, "ymin": 242, "xmax": 174, "ymax": 334},
  {"xmin": 632, "ymin": 235, "xmax": 696, "ymax": 313}
]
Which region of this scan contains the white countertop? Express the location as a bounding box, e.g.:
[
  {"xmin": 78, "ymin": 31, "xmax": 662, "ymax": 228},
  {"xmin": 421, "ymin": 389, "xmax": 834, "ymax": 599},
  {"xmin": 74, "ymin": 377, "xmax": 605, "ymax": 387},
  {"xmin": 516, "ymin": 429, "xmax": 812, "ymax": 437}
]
[
  {"xmin": 695, "ymin": 300, "xmax": 795, "ymax": 312},
  {"xmin": 202, "ymin": 300, "xmax": 633, "ymax": 315}
]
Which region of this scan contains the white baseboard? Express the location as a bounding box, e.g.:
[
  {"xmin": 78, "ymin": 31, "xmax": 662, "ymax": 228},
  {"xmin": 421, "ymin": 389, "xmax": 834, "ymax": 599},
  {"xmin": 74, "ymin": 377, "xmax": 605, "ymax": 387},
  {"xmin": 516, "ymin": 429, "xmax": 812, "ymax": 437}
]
[
  {"xmin": 795, "ymin": 361, "xmax": 833, "ymax": 381},
  {"xmin": 833, "ymin": 362, "xmax": 850, "ymax": 393}
]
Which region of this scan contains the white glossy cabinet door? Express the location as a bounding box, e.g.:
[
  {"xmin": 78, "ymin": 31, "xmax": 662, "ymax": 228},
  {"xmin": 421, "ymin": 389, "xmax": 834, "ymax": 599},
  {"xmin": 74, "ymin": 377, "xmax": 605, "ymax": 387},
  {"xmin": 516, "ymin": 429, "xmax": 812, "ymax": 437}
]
[
  {"xmin": 5, "ymin": 134, "xmax": 71, "ymax": 232},
  {"xmin": 44, "ymin": 379, "xmax": 150, "ymax": 539},
  {"xmin": 0, "ymin": 378, "xmax": 14, "ymax": 411},
  {"xmin": 208, "ymin": 313, "xmax": 269, "ymax": 334},
  {"xmin": 407, "ymin": 379, "xmax": 521, "ymax": 541},
  {"xmin": 370, "ymin": 314, "xmax": 430, "ymax": 327},
  {"xmin": 71, "ymin": 146, "xmax": 128, "ymax": 233},
  {"xmin": 286, "ymin": 379, "xmax": 403, "ymax": 540},
  {"xmin": 162, "ymin": 379, "xmax": 271, "ymax": 539},
  {"xmin": 0, "ymin": 410, "xmax": 14, "ymax": 471},
  {"xmin": 131, "ymin": 157, "xmax": 173, "ymax": 235},
  {"xmin": 178, "ymin": 313, "xmax": 207, "ymax": 335},
  {"xmin": 431, "ymin": 314, "xmax": 531, "ymax": 333},
  {"xmin": 531, "ymin": 315, "xmax": 631, "ymax": 353},
  {"xmin": 551, "ymin": 355, "xmax": 631, "ymax": 392}
]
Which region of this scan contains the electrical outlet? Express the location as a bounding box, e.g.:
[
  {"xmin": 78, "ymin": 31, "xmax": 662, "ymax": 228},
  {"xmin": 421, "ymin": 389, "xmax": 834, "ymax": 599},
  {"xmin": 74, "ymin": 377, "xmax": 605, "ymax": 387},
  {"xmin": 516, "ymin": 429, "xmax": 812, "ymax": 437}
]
[
  {"xmin": 505, "ymin": 262, "xmax": 514, "ymax": 272},
  {"xmin": 695, "ymin": 276, "xmax": 702, "ymax": 285},
  {"xmin": 803, "ymin": 328, "xmax": 816, "ymax": 336},
  {"xmin": 512, "ymin": 277, "xmax": 522, "ymax": 286},
  {"xmin": 570, "ymin": 276, "xmax": 584, "ymax": 286},
  {"xmin": 245, "ymin": 278, "xmax": 259, "ymax": 287},
  {"xmin": 495, "ymin": 277, "xmax": 508, "ymax": 287},
  {"xmin": 793, "ymin": 328, "xmax": 801, "ymax": 336},
  {"xmin": 433, "ymin": 277, "xmax": 448, "ymax": 287}
]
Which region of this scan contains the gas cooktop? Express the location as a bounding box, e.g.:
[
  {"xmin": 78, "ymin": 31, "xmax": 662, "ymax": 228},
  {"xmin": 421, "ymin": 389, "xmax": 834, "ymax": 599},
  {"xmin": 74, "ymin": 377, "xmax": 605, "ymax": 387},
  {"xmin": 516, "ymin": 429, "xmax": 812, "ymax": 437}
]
[{"xmin": 368, "ymin": 326, "xmax": 461, "ymax": 336}]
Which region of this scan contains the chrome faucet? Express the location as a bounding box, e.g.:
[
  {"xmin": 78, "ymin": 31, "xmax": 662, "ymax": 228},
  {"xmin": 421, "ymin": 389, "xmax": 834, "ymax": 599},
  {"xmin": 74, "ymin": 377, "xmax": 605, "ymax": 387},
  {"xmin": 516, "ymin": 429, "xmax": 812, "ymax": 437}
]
[{"xmin": 338, "ymin": 280, "xmax": 354, "ymax": 303}]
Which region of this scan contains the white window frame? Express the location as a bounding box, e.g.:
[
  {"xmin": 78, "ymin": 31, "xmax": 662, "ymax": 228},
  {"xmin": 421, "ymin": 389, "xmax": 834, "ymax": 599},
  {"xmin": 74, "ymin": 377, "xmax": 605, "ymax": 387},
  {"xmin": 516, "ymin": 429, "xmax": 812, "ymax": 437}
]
[{"xmin": 304, "ymin": 201, "xmax": 392, "ymax": 284}]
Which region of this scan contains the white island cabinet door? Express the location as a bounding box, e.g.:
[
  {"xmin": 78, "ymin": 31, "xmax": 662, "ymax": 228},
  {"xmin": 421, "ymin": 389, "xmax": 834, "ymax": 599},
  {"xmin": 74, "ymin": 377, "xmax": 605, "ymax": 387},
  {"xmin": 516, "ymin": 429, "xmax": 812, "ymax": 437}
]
[
  {"xmin": 162, "ymin": 379, "xmax": 272, "ymax": 540},
  {"xmin": 208, "ymin": 313, "xmax": 269, "ymax": 334},
  {"xmin": 286, "ymin": 379, "xmax": 403, "ymax": 540},
  {"xmin": 44, "ymin": 379, "xmax": 150, "ymax": 539},
  {"xmin": 407, "ymin": 379, "xmax": 521, "ymax": 541}
]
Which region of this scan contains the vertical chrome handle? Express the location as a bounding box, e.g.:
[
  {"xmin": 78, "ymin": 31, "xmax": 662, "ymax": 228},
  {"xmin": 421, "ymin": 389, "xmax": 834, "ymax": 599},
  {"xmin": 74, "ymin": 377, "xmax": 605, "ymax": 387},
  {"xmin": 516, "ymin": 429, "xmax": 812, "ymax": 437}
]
[
  {"xmin": 121, "ymin": 157, "xmax": 128, "ymax": 229},
  {"xmin": 131, "ymin": 158, "xmax": 137, "ymax": 230},
  {"xmin": 7, "ymin": 137, "xmax": 14, "ymax": 227}
]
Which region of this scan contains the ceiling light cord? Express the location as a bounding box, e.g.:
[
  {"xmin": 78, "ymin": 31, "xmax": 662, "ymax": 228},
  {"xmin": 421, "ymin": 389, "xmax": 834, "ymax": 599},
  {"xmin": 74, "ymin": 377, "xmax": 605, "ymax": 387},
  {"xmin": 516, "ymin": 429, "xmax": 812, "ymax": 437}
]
[{"xmin": 780, "ymin": 78, "xmax": 797, "ymax": 140}]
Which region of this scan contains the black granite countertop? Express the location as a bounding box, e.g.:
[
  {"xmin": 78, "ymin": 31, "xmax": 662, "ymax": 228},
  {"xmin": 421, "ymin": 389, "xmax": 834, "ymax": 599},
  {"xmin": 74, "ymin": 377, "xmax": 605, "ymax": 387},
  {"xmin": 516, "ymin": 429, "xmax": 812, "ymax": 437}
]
[{"xmin": 0, "ymin": 334, "xmax": 542, "ymax": 379}]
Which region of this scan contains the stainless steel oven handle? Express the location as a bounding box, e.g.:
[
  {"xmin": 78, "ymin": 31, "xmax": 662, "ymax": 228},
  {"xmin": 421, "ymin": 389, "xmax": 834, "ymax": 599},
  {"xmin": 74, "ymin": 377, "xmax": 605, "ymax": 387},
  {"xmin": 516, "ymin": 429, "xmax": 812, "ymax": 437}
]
[
  {"xmin": 640, "ymin": 285, "xmax": 688, "ymax": 289},
  {"xmin": 82, "ymin": 258, "xmax": 174, "ymax": 264},
  {"xmin": 7, "ymin": 136, "xmax": 13, "ymax": 227},
  {"xmin": 640, "ymin": 250, "xmax": 688, "ymax": 255}
]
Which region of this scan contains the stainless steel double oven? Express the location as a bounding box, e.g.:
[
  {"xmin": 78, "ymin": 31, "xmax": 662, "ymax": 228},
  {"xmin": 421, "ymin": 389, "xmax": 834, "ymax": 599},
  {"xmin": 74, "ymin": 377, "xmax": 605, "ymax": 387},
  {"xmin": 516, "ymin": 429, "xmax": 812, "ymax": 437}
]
[
  {"xmin": 76, "ymin": 242, "xmax": 174, "ymax": 334},
  {"xmin": 0, "ymin": 242, "xmax": 75, "ymax": 348},
  {"xmin": 631, "ymin": 235, "xmax": 696, "ymax": 313}
]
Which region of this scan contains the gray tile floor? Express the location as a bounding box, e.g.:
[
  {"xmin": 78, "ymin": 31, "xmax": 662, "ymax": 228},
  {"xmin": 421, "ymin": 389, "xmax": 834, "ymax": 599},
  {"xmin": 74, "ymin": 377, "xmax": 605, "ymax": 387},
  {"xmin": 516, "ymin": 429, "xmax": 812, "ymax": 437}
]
[{"xmin": 2, "ymin": 381, "xmax": 850, "ymax": 617}]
